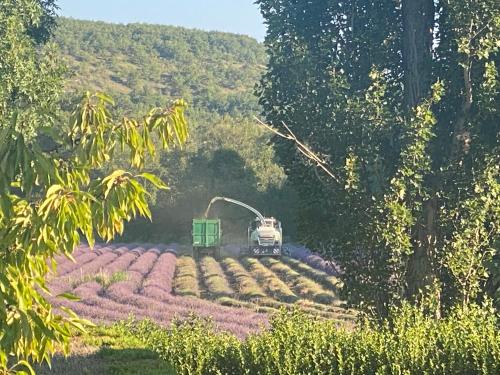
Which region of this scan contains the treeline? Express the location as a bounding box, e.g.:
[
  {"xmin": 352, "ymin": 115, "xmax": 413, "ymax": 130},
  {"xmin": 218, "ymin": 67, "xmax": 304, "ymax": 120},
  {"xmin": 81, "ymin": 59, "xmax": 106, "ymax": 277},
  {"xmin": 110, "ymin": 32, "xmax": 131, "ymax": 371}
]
[{"xmin": 54, "ymin": 18, "xmax": 296, "ymax": 242}]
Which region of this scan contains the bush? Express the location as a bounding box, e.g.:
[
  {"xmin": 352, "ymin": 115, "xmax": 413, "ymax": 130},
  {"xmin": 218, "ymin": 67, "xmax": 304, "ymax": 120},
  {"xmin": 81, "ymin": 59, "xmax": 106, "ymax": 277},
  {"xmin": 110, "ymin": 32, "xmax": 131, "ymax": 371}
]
[
  {"xmin": 122, "ymin": 303, "xmax": 499, "ymax": 375},
  {"xmin": 121, "ymin": 316, "xmax": 243, "ymax": 375}
]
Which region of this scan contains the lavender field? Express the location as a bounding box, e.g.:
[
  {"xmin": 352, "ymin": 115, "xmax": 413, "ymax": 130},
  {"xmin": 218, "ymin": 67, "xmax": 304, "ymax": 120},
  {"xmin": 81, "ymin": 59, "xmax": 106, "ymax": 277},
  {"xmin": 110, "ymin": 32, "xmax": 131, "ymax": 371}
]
[{"xmin": 48, "ymin": 243, "xmax": 355, "ymax": 337}]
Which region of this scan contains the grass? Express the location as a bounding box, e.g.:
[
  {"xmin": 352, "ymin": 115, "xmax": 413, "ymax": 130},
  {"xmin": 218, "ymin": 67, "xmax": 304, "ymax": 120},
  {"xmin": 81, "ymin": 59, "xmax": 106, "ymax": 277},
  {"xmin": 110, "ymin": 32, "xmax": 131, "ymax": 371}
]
[
  {"xmin": 172, "ymin": 256, "xmax": 200, "ymax": 297},
  {"xmin": 36, "ymin": 326, "xmax": 174, "ymax": 375},
  {"xmin": 70, "ymin": 270, "xmax": 128, "ymax": 289},
  {"xmin": 221, "ymin": 257, "xmax": 267, "ymax": 299},
  {"xmin": 199, "ymin": 256, "xmax": 234, "ymax": 297}
]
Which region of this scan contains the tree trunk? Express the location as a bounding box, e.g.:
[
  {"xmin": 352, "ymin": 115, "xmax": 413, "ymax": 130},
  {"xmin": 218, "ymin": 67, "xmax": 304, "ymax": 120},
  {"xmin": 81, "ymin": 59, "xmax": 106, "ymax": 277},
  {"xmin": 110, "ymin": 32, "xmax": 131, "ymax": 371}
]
[
  {"xmin": 401, "ymin": 0, "xmax": 434, "ymax": 108},
  {"xmin": 406, "ymin": 197, "xmax": 437, "ymax": 299},
  {"xmin": 401, "ymin": 0, "xmax": 436, "ymax": 298}
]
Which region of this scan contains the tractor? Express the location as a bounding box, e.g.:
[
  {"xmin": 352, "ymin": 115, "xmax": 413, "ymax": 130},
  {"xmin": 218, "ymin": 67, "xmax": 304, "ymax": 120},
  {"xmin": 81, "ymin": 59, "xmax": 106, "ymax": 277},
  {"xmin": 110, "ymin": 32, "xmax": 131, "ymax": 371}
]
[{"xmin": 192, "ymin": 196, "xmax": 283, "ymax": 258}]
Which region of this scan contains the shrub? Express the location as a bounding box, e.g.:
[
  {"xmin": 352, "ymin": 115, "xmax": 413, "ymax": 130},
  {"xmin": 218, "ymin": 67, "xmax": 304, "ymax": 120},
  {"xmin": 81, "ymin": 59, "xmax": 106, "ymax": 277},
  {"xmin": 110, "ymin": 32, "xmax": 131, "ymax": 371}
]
[
  {"xmin": 124, "ymin": 303, "xmax": 500, "ymax": 375},
  {"xmin": 121, "ymin": 316, "xmax": 243, "ymax": 375}
]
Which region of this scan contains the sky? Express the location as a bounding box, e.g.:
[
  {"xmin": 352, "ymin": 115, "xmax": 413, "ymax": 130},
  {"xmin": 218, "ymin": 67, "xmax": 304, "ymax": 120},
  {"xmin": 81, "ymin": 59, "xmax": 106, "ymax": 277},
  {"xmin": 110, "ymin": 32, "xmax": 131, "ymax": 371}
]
[{"xmin": 56, "ymin": 0, "xmax": 267, "ymax": 41}]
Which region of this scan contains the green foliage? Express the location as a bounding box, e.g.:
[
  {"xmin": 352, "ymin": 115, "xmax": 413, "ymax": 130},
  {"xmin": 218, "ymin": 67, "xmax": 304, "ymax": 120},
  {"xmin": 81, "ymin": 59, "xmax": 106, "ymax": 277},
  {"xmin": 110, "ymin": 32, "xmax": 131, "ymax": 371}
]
[
  {"xmin": 444, "ymin": 162, "xmax": 500, "ymax": 307},
  {"xmin": 0, "ymin": 0, "xmax": 64, "ymax": 140},
  {"xmin": 0, "ymin": 90, "xmax": 187, "ymax": 372},
  {"xmin": 122, "ymin": 316, "xmax": 242, "ymax": 375},
  {"xmin": 70, "ymin": 270, "xmax": 128, "ymax": 289},
  {"xmin": 0, "ymin": 2, "xmax": 188, "ymax": 371},
  {"xmin": 132, "ymin": 118, "xmax": 291, "ymax": 244},
  {"xmin": 54, "ymin": 18, "xmax": 266, "ymax": 118},
  {"xmin": 124, "ymin": 304, "xmax": 499, "ymax": 375},
  {"xmin": 256, "ymin": 0, "xmax": 500, "ymax": 312}
]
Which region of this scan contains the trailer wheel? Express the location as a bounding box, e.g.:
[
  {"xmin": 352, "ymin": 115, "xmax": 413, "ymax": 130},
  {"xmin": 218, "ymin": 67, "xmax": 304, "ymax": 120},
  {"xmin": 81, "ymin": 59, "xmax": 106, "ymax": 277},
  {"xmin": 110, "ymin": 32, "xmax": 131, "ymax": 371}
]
[{"xmin": 212, "ymin": 247, "xmax": 220, "ymax": 260}]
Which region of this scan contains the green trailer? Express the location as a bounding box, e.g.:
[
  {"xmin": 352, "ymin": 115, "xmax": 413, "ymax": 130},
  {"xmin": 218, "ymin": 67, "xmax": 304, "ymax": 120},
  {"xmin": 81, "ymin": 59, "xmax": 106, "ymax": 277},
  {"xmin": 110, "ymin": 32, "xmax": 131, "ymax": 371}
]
[{"xmin": 192, "ymin": 218, "xmax": 222, "ymax": 259}]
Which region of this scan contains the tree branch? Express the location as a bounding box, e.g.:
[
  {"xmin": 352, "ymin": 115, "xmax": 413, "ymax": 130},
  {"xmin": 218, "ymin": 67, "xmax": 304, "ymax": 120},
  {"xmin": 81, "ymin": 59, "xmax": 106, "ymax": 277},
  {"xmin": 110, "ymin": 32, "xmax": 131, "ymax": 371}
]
[{"xmin": 254, "ymin": 117, "xmax": 341, "ymax": 184}]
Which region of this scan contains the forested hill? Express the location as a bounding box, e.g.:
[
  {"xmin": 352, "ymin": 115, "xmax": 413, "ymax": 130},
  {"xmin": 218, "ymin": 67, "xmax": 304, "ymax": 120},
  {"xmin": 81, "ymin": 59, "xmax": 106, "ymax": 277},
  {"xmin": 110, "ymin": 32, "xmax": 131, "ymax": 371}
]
[{"xmin": 54, "ymin": 18, "xmax": 266, "ymax": 118}]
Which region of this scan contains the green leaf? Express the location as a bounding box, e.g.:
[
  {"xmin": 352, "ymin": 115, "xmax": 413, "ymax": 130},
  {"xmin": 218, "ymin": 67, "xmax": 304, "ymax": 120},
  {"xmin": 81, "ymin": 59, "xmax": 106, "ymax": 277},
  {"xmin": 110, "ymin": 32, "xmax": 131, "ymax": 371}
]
[
  {"xmin": 14, "ymin": 360, "xmax": 35, "ymax": 375},
  {"xmin": 56, "ymin": 293, "xmax": 81, "ymax": 302},
  {"xmin": 138, "ymin": 173, "xmax": 169, "ymax": 190}
]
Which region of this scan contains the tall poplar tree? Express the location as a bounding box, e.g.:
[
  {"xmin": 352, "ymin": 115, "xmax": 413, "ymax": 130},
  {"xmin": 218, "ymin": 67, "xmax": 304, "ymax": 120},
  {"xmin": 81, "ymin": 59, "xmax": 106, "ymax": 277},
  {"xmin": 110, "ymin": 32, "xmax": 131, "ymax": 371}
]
[{"xmin": 257, "ymin": 0, "xmax": 499, "ymax": 313}]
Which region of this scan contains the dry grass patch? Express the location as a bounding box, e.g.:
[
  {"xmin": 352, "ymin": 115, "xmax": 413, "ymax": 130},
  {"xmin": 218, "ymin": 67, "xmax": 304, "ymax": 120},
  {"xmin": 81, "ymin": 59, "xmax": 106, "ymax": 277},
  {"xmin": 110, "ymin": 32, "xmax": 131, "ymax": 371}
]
[
  {"xmin": 216, "ymin": 296, "xmax": 278, "ymax": 314},
  {"xmin": 283, "ymin": 256, "xmax": 343, "ymax": 291},
  {"xmin": 218, "ymin": 296, "xmax": 354, "ymax": 324}
]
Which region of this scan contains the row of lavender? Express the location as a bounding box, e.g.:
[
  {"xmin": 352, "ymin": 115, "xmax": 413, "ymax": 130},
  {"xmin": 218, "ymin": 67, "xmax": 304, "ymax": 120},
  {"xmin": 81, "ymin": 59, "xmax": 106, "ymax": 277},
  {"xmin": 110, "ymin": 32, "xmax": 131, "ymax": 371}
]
[
  {"xmin": 50, "ymin": 243, "xmax": 267, "ymax": 338},
  {"xmin": 285, "ymin": 244, "xmax": 342, "ymax": 276},
  {"xmin": 223, "ymin": 243, "xmax": 342, "ymax": 276}
]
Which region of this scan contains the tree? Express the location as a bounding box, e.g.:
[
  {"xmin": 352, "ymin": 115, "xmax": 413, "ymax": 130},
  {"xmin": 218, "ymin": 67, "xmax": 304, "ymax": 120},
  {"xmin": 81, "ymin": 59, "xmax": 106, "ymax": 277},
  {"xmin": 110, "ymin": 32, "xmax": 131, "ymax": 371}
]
[
  {"xmin": 256, "ymin": 0, "xmax": 499, "ymax": 313},
  {"xmin": 0, "ymin": 0, "xmax": 63, "ymax": 140},
  {"xmin": 0, "ymin": 1, "xmax": 188, "ymax": 373}
]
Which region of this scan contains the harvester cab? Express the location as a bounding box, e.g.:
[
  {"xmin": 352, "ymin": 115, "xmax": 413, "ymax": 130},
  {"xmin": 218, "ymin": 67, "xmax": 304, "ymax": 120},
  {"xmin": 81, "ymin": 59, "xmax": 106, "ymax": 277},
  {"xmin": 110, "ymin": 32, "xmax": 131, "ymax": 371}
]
[
  {"xmin": 248, "ymin": 217, "xmax": 282, "ymax": 256},
  {"xmin": 200, "ymin": 196, "xmax": 283, "ymax": 257}
]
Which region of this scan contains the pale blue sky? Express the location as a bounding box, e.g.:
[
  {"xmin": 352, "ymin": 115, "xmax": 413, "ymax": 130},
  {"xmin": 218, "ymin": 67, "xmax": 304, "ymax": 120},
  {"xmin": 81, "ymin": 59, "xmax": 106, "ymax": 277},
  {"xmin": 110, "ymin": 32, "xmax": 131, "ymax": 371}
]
[{"xmin": 57, "ymin": 0, "xmax": 267, "ymax": 41}]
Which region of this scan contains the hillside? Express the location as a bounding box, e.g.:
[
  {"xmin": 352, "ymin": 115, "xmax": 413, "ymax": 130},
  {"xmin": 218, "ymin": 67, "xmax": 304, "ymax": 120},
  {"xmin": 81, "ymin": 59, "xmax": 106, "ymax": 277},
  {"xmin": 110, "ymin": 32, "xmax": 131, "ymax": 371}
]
[
  {"xmin": 54, "ymin": 18, "xmax": 295, "ymax": 242},
  {"xmin": 55, "ymin": 18, "xmax": 266, "ymax": 118}
]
